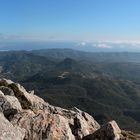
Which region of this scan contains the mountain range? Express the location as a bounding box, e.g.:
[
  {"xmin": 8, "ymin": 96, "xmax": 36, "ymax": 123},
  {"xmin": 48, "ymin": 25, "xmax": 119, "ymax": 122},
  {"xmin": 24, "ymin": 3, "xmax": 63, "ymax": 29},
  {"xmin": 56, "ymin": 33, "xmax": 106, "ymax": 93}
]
[{"xmin": 1, "ymin": 49, "xmax": 140, "ymax": 132}]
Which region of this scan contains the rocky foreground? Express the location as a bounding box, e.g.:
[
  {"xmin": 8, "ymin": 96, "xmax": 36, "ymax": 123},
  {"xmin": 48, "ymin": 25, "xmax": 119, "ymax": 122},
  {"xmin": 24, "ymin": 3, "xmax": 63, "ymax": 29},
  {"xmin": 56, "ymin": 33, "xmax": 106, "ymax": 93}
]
[{"xmin": 0, "ymin": 79, "xmax": 140, "ymax": 140}]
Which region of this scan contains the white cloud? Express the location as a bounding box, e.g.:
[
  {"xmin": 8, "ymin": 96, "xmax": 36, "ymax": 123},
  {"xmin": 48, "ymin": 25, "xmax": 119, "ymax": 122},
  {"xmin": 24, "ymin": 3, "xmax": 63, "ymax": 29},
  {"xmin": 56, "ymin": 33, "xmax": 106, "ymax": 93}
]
[
  {"xmin": 77, "ymin": 41, "xmax": 87, "ymax": 47},
  {"xmin": 80, "ymin": 42, "xmax": 86, "ymax": 46},
  {"xmin": 97, "ymin": 40, "xmax": 140, "ymax": 44},
  {"xmin": 97, "ymin": 43, "xmax": 112, "ymax": 48}
]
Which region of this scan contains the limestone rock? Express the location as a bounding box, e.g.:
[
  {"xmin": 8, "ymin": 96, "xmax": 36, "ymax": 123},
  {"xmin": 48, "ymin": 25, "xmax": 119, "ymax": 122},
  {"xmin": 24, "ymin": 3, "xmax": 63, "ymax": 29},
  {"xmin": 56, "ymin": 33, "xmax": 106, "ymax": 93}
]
[
  {"xmin": 0, "ymin": 79, "xmax": 100, "ymax": 140},
  {"xmin": 0, "ymin": 90, "xmax": 22, "ymax": 119},
  {"xmin": 10, "ymin": 105, "xmax": 100, "ymax": 140},
  {"xmin": 82, "ymin": 120, "xmax": 121, "ymax": 140},
  {"xmin": 0, "ymin": 112, "xmax": 25, "ymax": 140},
  {"xmin": 0, "ymin": 79, "xmax": 47, "ymax": 110},
  {"xmin": 0, "ymin": 86, "xmax": 15, "ymax": 96}
]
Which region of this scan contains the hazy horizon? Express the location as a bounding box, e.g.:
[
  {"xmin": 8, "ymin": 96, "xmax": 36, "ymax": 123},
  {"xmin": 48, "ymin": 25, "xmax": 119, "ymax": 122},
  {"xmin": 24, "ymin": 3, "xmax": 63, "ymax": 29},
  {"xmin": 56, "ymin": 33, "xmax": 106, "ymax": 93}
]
[{"xmin": 1, "ymin": 0, "xmax": 140, "ymax": 51}]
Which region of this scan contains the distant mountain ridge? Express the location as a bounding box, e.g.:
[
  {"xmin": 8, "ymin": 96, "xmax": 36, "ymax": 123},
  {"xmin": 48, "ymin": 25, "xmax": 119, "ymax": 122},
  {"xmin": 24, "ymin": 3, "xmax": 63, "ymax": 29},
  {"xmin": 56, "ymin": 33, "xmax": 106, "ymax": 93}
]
[{"xmin": 32, "ymin": 48, "xmax": 140, "ymax": 62}]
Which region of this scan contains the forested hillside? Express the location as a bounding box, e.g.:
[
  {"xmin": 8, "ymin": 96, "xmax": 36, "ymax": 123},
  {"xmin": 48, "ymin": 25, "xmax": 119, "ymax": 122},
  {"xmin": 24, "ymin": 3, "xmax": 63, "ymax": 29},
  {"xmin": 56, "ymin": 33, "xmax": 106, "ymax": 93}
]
[{"xmin": 1, "ymin": 49, "xmax": 140, "ymax": 132}]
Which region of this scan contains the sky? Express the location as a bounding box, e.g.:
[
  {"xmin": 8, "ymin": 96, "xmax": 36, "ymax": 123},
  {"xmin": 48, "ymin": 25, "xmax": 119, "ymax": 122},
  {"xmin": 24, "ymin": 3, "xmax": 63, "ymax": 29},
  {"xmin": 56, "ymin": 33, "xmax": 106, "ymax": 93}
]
[{"xmin": 0, "ymin": 0, "xmax": 140, "ymax": 42}]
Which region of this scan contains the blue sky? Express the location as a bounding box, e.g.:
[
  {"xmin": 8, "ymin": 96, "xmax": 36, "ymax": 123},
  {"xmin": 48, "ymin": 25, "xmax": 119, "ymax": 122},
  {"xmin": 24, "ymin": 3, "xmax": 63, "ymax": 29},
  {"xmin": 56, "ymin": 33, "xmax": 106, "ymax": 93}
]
[{"xmin": 0, "ymin": 0, "xmax": 140, "ymax": 42}]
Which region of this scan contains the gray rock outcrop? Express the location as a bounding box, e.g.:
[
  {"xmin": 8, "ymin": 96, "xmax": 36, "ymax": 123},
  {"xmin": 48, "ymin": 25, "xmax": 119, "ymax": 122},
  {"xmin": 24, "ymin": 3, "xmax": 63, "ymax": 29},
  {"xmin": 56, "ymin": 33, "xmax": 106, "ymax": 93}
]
[
  {"xmin": 0, "ymin": 112, "xmax": 25, "ymax": 140},
  {"xmin": 0, "ymin": 79, "xmax": 100, "ymax": 140},
  {"xmin": 82, "ymin": 120, "xmax": 121, "ymax": 140}
]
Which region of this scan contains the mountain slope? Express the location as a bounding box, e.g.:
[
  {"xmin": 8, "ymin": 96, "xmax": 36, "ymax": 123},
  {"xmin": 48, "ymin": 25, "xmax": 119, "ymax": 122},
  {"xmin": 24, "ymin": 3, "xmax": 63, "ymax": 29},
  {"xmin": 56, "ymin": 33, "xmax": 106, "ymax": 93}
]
[
  {"xmin": 0, "ymin": 51, "xmax": 56, "ymax": 80},
  {"xmin": 0, "ymin": 78, "xmax": 139, "ymax": 140},
  {"xmin": 1, "ymin": 49, "xmax": 140, "ymax": 132}
]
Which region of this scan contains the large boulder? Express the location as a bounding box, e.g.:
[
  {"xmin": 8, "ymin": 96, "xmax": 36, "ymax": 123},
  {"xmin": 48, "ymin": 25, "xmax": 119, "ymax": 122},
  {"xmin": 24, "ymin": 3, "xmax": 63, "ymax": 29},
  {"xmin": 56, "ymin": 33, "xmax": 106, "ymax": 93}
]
[
  {"xmin": 82, "ymin": 120, "xmax": 121, "ymax": 140},
  {"xmin": 0, "ymin": 112, "xmax": 25, "ymax": 140},
  {"xmin": 10, "ymin": 105, "xmax": 100, "ymax": 140},
  {"xmin": 0, "ymin": 90, "xmax": 22, "ymax": 120}
]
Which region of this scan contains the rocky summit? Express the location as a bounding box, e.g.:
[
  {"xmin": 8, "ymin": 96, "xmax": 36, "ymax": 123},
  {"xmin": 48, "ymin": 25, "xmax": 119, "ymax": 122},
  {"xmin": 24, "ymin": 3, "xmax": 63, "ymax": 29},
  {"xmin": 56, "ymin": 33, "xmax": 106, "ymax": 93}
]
[{"xmin": 0, "ymin": 79, "xmax": 139, "ymax": 140}]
